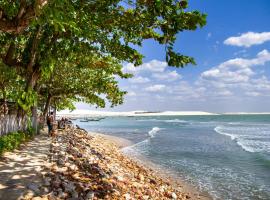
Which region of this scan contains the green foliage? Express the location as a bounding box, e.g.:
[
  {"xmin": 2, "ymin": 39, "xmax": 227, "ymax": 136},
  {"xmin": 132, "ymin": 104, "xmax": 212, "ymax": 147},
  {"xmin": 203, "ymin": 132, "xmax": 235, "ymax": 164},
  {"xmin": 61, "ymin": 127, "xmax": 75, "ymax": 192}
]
[
  {"xmin": 17, "ymin": 89, "xmax": 38, "ymax": 113},
  {"xmin": 0, "ymin": 130, "xmax": 34, "ymax": 156},
  {"xmin": 0, "ymin": 0, "xmax": 207, "ymax": 113}
]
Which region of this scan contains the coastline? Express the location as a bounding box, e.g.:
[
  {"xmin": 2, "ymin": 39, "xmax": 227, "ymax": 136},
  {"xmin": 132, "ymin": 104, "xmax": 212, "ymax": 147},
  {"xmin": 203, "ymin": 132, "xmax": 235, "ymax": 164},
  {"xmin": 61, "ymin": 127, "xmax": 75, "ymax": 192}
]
[
  {"xmin": 88, "ymin": 132, "xmax": 134, "ymax": 148},
  {"xmin": 57, "ymin": 110, "xmax": 218, "ymax": 118},
  {"xmin": 92, "ymin": 131, "xmax": 212, "ymax": 200},
  {"xmin": 29, "ymin": 127, "xmax": 212, "ymax": 199}
]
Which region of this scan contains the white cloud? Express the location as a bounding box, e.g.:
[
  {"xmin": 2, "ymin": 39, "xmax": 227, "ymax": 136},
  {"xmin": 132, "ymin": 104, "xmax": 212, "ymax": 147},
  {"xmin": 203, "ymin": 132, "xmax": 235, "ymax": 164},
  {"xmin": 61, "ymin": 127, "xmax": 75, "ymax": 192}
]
[
  {"xmin": 152, "ymin": 70, "xmax": 181, "ymax": 81},
  {"xmin": 224, "ymin": 32, "xmax": 270, "ymax": 47},
  {"xmin": 245, "ymin": 91, "xmax": 261, "ymax": 97},
  {"xmin": 118, "ymin": 51, "xmax": 270, "ymax": 111},
  {"xmin": 126, "ymin": 91, "xmax": 136, "ymax": 97},
  {"xmin": 197, "ymin": 49, "xmax": 270, "ymax": 99},
  {"xmin": 145, "ymin": 84, "xmax": 166, "ymax": 92},
  {"xmin": 124, "ymin": 60, "xmax": 168, "ymax": 73},
  {"xmin": 129, "ymin": 76, "xmax": 150, "ymax": 83},
  {"xmin": 201, "ymin": 49, "xmax": 270, "ymax": 83}
]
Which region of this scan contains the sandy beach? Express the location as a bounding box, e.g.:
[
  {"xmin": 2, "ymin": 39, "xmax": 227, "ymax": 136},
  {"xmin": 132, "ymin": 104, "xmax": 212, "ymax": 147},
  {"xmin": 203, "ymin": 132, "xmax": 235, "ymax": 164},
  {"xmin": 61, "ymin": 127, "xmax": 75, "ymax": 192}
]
[{"xmin": 88, "ymin": 132, "xmax": 134, "ymax": 148}]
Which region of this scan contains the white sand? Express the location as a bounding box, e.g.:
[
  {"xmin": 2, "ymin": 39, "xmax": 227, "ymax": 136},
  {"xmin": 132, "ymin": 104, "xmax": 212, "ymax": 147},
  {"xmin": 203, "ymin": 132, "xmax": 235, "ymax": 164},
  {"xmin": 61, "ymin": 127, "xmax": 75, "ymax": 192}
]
[{"xmin": 57, "ymin": 109, "xmax": 218, "ymax": 118}]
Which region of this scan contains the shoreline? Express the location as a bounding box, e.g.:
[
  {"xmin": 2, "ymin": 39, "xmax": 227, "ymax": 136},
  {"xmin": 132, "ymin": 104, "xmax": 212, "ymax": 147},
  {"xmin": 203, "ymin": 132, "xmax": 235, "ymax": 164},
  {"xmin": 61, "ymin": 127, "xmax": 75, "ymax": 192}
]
[
  {"xmin": 32, "ymin": 127, "xmax": 197, "ymax": 199},
  {"xmin": 88, "ymin": 132, "xmax": 134, "ymax": 148},
  {"xmin": 91, "ymin": 131, "xmax": 212, "ymax": 200}
]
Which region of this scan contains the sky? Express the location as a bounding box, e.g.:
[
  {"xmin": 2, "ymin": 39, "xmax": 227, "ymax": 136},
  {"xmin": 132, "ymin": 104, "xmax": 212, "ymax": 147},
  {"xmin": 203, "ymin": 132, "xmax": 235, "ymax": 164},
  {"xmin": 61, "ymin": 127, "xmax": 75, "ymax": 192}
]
[{"xmin": 77, "ymin": 0, "xmax": 270, "ymax": 113}]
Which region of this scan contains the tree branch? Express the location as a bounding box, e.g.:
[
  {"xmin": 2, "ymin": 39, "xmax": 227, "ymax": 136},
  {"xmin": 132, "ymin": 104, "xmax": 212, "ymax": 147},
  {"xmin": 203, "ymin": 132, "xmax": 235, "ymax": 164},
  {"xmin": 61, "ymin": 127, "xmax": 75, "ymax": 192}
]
[{"xmin": 0, "ymin": 0, "xmax": 48, "ymax": 34}]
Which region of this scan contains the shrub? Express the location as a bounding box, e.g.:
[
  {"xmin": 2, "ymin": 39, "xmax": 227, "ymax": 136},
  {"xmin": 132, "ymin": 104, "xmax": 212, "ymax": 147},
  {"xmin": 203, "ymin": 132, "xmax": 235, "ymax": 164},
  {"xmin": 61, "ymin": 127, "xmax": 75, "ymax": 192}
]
[{"xmin": 0, "ymin": 129, "xmax": 34, "ymax": 156}]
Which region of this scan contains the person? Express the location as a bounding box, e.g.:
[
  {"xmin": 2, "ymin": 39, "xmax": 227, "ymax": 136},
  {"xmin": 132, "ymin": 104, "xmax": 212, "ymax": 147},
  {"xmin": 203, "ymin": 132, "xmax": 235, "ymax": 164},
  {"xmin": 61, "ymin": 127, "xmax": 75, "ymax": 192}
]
[
  {"xmin": 58, "ymin": 117, "xmax": 65, "ymax": 129},
  {"xmin": 46, "ymin": 112, "xmax": 54, "ymax": 136}
]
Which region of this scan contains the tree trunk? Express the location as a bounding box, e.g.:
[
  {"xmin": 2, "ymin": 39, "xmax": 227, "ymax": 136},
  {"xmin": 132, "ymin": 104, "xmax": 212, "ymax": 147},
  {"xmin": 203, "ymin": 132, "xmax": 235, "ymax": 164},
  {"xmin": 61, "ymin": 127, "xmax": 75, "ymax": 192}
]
[
  {"xmin": 24, "ymin": 69, "xmax": 40, "ymax": 133},
  {"xmin": 31, "ymin": 106, "xmax": 38, "ymax": 134},
  {"xmin": 42, "ymin": 93, "xmax": 52, "ymax": 119}
]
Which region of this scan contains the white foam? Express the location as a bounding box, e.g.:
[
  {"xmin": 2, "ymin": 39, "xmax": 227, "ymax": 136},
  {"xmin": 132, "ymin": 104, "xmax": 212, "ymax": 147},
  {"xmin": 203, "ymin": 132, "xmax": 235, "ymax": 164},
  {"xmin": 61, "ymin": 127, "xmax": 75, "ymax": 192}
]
[
  {"xmin": 121, "ymin": 139, "xmax": 150, "ymax": 155},
  {"xmin": 164, "ymin": 119, "xmax": 189, "ymax": 123},
  {"xmin": 122, "ymin": 127, "xmax": 164, "ymax": 154},
  {"xmin": 138, "ymin": 119, "xmax": 189, "ymax": 123},
  {"xmin": 214, "ymin": 126, "xmax": 238, "ymax": 140},
  {"xmin": 148, "ymin": 127, "xmax": 162, "ymax": 138},
  {"xmin": 214, "ymin": 125, "xmax": 270, "ymax": 153}
]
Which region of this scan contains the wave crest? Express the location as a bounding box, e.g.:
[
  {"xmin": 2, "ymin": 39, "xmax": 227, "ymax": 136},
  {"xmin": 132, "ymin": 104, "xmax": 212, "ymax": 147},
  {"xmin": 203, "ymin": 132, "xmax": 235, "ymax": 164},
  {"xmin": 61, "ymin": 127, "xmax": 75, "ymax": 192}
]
[
  {"xmin": 214, "ymin": 125, "xmax": 270, "ymax": 153},
  {"xmin": 148, "ymin": 127, "xmax": 162, "ymax": 138}
]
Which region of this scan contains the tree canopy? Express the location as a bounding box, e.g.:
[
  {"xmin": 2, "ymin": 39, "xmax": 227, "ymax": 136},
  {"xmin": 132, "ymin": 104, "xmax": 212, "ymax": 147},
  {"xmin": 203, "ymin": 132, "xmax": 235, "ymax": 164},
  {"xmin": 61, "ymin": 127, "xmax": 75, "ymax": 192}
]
[{"xmin": 0, "ymin": 0, "xmax": 207, "ymax": 115}]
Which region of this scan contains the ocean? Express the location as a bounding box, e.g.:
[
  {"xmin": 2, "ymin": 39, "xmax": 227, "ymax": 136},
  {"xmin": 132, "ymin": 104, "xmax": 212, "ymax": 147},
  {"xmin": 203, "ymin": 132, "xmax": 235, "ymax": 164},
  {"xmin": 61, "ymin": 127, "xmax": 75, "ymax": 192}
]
[{"xmin": 74, "ymin": 115, "xmax": 270, "ymax": 200}]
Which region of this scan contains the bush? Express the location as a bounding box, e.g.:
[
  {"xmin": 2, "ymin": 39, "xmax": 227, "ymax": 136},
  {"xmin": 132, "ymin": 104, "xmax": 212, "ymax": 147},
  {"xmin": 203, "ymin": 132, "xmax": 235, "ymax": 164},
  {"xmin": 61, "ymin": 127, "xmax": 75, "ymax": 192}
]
[{"xmin": 0, "ymin": 130, "xmax": 34, "ymax": 156}]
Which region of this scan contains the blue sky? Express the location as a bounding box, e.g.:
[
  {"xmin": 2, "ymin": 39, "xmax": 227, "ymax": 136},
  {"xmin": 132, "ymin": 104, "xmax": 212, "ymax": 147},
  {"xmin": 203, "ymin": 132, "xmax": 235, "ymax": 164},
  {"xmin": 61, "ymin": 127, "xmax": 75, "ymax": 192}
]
[{"xmin": 78, "ymin": 0, "xmax": 270, "ymax": 112}]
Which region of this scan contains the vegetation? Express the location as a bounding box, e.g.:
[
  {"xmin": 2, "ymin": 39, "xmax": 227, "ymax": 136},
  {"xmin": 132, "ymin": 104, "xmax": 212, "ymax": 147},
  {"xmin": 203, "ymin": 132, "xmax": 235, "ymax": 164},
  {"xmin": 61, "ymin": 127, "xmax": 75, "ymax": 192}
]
[
  {"xmin": 0, "ymin": 0, "xmax": 207, "ymax": 118},
  {"xmin": 0, "ymin": 129, "xmax": 35, "ymax": 156}
]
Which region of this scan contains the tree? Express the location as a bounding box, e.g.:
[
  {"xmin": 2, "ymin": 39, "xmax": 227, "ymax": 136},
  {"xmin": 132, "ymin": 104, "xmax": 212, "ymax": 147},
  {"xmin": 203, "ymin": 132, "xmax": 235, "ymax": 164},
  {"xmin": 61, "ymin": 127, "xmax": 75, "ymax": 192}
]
[
  {"xmin": 37, "ymin": 55, "xmax": 131, "ymax": 118},
  {"xmin": 0, "ymin": 0, "xmax": 207, "ymax": 113},
  {"xmin": 0, "ymin": 0, "xmax": 48, "ymax": 34}
]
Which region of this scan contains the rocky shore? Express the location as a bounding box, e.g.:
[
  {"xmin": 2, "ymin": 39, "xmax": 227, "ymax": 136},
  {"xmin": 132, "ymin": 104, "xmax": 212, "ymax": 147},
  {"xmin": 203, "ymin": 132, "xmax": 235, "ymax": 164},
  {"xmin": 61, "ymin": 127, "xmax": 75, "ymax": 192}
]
[{"xmin": 23, "ymin": 128, "xmax": 194, "ymax": 200}]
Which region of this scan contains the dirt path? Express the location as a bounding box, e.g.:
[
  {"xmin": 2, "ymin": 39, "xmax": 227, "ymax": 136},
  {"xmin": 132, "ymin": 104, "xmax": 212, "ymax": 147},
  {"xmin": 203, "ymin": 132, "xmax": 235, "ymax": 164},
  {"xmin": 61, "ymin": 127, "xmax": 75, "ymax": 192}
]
[{"xmin": 0, "ymin": 130, "xmax": 50, "ymax": 200}]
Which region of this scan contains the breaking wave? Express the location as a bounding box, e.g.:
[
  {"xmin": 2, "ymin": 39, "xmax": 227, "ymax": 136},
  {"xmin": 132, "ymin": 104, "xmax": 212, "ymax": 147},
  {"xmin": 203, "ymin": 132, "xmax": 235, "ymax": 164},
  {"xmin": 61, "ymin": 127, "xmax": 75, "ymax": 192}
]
[
  {"xmin": 215, "ymin": 125, "xmax": 270, "ymax": 153},
  {"xmin": 148, "ymin": 127, "xmax": 162, "ymax": 138},
  {"xmin": 138, "ymin": 119, "xmax": 189, "ymax": 124}
]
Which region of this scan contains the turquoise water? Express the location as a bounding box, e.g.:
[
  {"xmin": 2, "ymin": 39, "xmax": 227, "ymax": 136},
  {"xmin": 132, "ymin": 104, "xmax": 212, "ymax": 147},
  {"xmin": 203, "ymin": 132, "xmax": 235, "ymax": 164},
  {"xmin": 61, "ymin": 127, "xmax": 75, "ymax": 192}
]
[{"xmin": 75, "ymin": 115, "xmax": 270, "ymax": 200}]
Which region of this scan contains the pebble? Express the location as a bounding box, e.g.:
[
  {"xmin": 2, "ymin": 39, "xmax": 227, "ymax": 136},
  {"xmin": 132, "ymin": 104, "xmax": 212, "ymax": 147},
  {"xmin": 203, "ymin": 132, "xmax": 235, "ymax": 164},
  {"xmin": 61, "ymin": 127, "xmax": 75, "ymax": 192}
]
[
  {"xmin": 23, "ymin": 190, "xmax": 35, "ymax": 199},
  {"xmin": 24, "ymin": 127, "xmax": 189, "ymax": 200},
  {"xmin": 44, "ymin": 177, "xmax": 51, "ymax": 186},
  {"xmin": 84, "ymin": 192, "xmax": 93, "ymax": 200},
  {"xmin": 117, "ymin": 176, "xmax": 124, "ymax": 182},
  {"xmin": 172, "ymin": 192, "xmax": 177, "ymax": 199},
  {"xmin": 139, "ymin": 174, "xmax": 145, "ymax": 181},
  {"xmin": 31, "ymin": 197, "xmax": 43, "ymax": 200},
  {"xmin": 27, "ymin": 183, "xmax": 40, "ymax": 194},
  {"xmin": 71, "ymin": 191, "xmax": 79, "ymax": 198},
  {"xmin": 124, "ymin": 193, "xmax": 131, "ymax": 200}
]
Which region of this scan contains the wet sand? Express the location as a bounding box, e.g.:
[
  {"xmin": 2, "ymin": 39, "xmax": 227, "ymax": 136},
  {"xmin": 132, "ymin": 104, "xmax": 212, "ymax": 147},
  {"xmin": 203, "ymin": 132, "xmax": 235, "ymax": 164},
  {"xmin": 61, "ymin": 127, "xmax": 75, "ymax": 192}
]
[{"xmin": 88, "ymin": 132, "xmax": 134, "ymax": 148}]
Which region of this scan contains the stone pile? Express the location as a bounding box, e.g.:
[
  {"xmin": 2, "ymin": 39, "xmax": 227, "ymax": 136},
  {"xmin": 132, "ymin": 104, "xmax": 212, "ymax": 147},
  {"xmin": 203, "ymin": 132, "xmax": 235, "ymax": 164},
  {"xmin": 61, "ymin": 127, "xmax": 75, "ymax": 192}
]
[{"xmin": 23, "ymin": 128, "xmax": 191, "ymax": 200}]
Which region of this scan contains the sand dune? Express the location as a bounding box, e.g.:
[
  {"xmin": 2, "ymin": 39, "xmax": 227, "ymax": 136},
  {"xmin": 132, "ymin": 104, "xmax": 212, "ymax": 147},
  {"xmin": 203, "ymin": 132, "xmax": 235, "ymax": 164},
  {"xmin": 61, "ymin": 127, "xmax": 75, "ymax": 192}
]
[{"xmin": 57, "ymin": 110, "xmax": 218, "ymax": 117}]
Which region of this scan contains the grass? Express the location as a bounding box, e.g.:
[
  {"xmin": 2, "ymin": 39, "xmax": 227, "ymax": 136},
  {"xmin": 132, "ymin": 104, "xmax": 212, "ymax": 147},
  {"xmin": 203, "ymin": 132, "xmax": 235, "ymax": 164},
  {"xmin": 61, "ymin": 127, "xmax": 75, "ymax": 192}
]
[{"xmin": 0, "ymin": 129, "xmax": 35, "ymax": 156}]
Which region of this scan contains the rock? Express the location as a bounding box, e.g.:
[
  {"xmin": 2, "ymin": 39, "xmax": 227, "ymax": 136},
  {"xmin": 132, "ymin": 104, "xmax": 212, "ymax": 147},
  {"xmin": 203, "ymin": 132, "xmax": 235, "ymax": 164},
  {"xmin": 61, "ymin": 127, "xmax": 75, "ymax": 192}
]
[
  {"xmin": 171, "ymin": 192, "xmax": 177, "ymax": 199},
  {"xmin": 47, "ymin": 192, "xmax": 57, "ymax": 200},
  {"xmin": 37, "ymin": 128, "xmax": 190, "ymax": 200},
  {"xmin": 44, "ymin": 177, "xmax": 51, "ymax": 186},
  {"xmin": 132, "ymin": 182, "xmax": 142, "ymax": 188},
  {"xmin": 112, "ymin": 189, "xmax": 121, "ymax": 196},
  {"xmin": 71, "ymin": 191, "xmax": 79, "ymax": 198},
  {"xmin": 85, "ymin": 191, "xmax": 95, "ymax": 200},
  {"xmin": 42, "ymin": 186, "xmax": 50, "ymax": 193},
  {"xmin": 63, "ymin": 182, "xmax": 75, "ymax": 192},
  {"xmin": 117, "ymin": 176, "xmax": 124, "ymax": 182},
  {"xmin": 143, "ymin": 195, "xmax": 149, "ymax": 200},
  {"xmin": 51, "ymin": 179, "xmax": 61, "ymax": 188},
  {"xmin": 24, "ymin": 190, "xmax": 35, "ymax": 199},
  {"xmin": 32, "ymin": 197, "xmax": 43, "ymax": 200},
  {"xmin": 149, "ymin": 178, "xmax": 157, "ymax": 185},
  {"xmin": 123, "ymin": 193, "xmax": 131, "ymax": 200},
  {"xmin": 69, "ymin": 164, "xmax": 78, "ymax": 171},
  {"xmin": 27, "ymin": 183, "xmax": 40, "ymax": 194},
  {"xmin": 58, "ymin": 158, "xmax": 65, "ymax": 165},
  {"xmin": 159, "ymin": 185, "xmax": 166, "ymax": 193},
  {"xmin": 139, "ymin": 174, "xmax": 144, "ymax": 182}
]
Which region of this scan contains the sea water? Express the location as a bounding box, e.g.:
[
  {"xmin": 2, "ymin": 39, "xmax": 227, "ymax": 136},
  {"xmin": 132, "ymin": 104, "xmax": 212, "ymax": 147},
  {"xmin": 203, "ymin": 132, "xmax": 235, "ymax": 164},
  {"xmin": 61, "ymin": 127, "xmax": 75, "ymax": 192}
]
[{"xmin": 74, "ymin": 115, "xmax": 270, "ymax": 200}]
